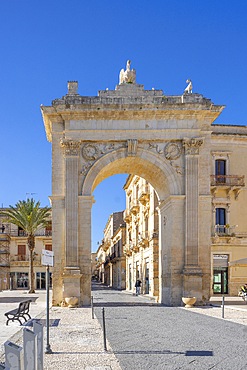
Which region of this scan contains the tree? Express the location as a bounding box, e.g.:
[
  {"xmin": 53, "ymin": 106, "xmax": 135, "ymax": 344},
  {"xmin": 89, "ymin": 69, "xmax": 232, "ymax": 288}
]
[{"xmin": 1, "ymin": 198, "xmax": 51, "ymax": 293}]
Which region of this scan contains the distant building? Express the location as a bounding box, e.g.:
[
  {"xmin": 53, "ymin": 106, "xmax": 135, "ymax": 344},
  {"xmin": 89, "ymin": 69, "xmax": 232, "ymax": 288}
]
[
  {"xmin": 95, "ymin": 212, "xmax": 126, "ymax": 289},
  {"xmin": 0, "ymin": 211, "xmax": 52, "ymax": 291},
  {"xmin": 123, "ymin": 175, "xmax": 159, "ymax": 298}
]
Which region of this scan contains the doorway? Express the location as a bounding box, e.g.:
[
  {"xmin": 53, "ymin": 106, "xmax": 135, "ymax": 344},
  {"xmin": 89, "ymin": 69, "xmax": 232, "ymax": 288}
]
[{"xmin": 213, "ymin": 268, "xmax": 228, "ymax": 294}]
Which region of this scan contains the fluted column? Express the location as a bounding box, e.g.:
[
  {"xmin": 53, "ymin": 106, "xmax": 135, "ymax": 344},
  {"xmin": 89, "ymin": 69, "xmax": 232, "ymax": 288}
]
[
  {"xmin": 60, "ymin": 139, "xmax": 81, "ymax": 268},
  {"xmin": 183, "ymin": 138, "xmax": 204, "ymax": 297},
  {"xmin": 60, "ymin": 139, "xmax": 82, "ymax": 302},
  {"xmin": 183, "ymin": 138, "xmax": 203, "ymax": 266}
]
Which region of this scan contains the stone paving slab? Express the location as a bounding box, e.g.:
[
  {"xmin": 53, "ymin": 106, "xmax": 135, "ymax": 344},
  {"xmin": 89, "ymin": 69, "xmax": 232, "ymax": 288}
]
[
  {"xmin": 42, "ymin": 307, "xmax": 121, "ymax": 370},
  {"xmin": 93, "ymin": 286, "xmax": 247, "ymax": 370},
  {"xmin": 0, "ymin": 290, "xmax": 47, "ymax": 359},
  {"xmin": 1, "ymin": 286, "xmax": 247, "ymax": 369}
]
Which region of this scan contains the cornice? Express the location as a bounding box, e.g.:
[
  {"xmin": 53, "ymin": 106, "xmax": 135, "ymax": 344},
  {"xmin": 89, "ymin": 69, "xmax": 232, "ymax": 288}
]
[{"xmin": 41, "ymin": 104, "xmax": 224, "ymax": 143}]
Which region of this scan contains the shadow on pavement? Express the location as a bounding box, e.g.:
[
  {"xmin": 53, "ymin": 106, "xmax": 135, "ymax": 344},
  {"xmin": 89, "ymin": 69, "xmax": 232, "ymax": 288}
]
[
  {"xmin": 0, "ymin": 297, "xmax": 38, "ymax": 303},
  {"xmin": 113, "ymin": 349, "xmax": 213, "ymax": 356},
  {"xmin": 93, "ymin": 302, "xmax": 159, "ymax": 307}
]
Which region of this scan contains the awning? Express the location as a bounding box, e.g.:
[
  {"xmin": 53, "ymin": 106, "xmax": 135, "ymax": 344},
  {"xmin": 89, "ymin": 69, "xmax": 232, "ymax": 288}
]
[{"xmin": 228, "ymin": 258, "xmax": 247, "ymax": 267}]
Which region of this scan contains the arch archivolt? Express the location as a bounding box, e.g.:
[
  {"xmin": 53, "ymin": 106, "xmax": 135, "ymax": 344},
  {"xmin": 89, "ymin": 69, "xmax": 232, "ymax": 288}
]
[{"xmin": 80, "ymin": 140, "xmax": 184, "ymax": 198}]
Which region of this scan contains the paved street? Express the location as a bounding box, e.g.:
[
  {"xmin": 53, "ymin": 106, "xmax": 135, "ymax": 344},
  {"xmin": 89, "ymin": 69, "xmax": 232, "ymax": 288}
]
[
  {"xmin": 0, "ymin": 285, "xmax": 247, "ymax": 369},
  {"xmin": 92, "ymin": 284, "xmax": 247, "ymax": 370},
  {"xmin": 0, "ymin": 289, "xmax": 47, "ymax": 357}
]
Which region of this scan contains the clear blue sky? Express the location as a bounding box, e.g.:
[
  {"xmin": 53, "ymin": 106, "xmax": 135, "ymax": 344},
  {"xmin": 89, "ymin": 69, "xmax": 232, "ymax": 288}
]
[{"xmin": 0, "ymin": 1, "xmax": 246, "ymax": 251}]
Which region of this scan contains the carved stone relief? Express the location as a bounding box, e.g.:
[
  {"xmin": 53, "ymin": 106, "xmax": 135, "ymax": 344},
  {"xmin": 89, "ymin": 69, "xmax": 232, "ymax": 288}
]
[
  {"xmin": 60, "ymin": 139, "xmax": 81, "ymax": 156},
  {"xmin": 183, "ymin": 138, "xmax": 204, "ymax": 155},
  {"xmin": 80, "ymin": 141, "xmax": 126, "ymax": 178},
  {"xmin": 164, "ymin": 142, "xmax": 182, "ymax": 160},
  {"xmin": 147, "ymin": 141, "xmax": 183, "ymax": 175},
  {"xmin": 127, "ymin": 139, "xmax": 138, "ymax": 156},
  {"xmin": 82, "ymin": 144, "xmax": 99, "ymax": 161}
]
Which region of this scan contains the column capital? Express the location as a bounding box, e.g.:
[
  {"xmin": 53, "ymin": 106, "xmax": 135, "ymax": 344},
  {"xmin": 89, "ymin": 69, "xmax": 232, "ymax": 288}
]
[
  {"xmin": 183, "ymin": 137, "xmax": 204, "ymax": 155},
  {"xmin": 60, "ymin": 138, "xmax": 81, "ymax": 156}
]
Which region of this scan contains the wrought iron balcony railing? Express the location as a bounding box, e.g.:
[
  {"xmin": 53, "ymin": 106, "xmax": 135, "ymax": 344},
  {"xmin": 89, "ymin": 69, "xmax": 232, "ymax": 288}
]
[
  {"xmin": 214, "ymin": 225, "xmax": 236, "ymax": 237},
  {"xmin": 211, "ymin": 175, "xmax": 245, "ymax": 187},
  {"xmin": 0, "ymin": 229, "xmax": 52, "ymax": 237},
  {"xmin": 10, "ymin": 254, "xmax": 41, "ymax": 262}
]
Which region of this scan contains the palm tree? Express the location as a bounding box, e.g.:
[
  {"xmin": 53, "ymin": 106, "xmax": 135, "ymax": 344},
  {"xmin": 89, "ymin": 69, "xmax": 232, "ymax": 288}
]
[{"xmin": 1, "ymin": 198, "xmax": 51, "ymax": 293}]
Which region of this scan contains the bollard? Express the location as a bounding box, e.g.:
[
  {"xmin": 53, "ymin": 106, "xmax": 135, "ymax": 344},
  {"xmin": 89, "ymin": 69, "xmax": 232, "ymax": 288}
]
[
  {"xmin": 91, "ymin": 296, "xmax": 94, "ymax": 319},
  {"xmin": 23, "ymin": 328, "xmax": 37, "ymax": 370},
  {"xmin": 102, "ymin": 308, "xmax": 107, "ymax": 351},
  {"xmin": 45, "ymin": 265, "xmax": 52, "ymax": 354},
  {"xmin": 222, "ymin": 295, "xmax": 225, "ymax": 318},
  {"xmin": 33, "ymin": 321, "xmax": 43, "ymax": 370},
  {"xmin": 4, "ymin": 341, "xmax": 23, "ymax": 370}
]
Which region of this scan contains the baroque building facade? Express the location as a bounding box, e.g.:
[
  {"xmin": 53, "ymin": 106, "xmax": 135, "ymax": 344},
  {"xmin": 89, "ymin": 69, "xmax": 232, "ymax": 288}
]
[
  {"xmin": 123, "ymin": 175, "xmax": 159, "ymax": 298},
  {"xmin": 96, "ymin": 212, "xmax": 126, "ymax": 290},
  {"xmin": 41, "ymin": 61, "xmax": 247, "ymax": 306}
]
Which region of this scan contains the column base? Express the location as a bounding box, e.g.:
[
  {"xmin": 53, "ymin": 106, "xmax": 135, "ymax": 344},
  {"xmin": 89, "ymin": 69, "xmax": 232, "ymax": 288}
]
[
  {"xmin": 63, "ymin": 267, "xmax": 82, "ymax": 305},
  {"xmin": 183, "ymin": 265, "xmax": 203, "ymax": 304}
]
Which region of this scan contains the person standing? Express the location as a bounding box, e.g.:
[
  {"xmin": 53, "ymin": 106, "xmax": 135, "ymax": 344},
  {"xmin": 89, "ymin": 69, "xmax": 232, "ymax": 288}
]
[{"xmin": 135, "ymin": 279, "xmax": 142, "ymax": 296}]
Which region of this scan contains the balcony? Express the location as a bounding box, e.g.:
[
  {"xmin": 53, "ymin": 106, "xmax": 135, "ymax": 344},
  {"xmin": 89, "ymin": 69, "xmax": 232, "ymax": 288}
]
[
  {"xmin": 211, "ymin": 175, "xmax": 245, "ymax": 199},
  {"xmin": 123, "ymin": 244, "xmax": 132, "ymax": 257},
  {"xmin": 4, "ymin": 230, "xmax": 52, "ymax": 237},
  {"xmin": 137, "ymin": 232, "xmax": 149, "ymax": 247},
  {"xmin": 214, "ymin": 225, "xmax": 237, "ymax": 237},
  {"xmin": 10, "ymin": 253, "xmax": 41, "ymax": 266},
  {"xmin": 110, "ymin": 252, "xmax": 116, "ymax": 261},
  {"xmin": 123, "ymin": 209, "xmax": 131, "ymax": 223},
  {"xmin": 102, "ymin": 238, "xmax": 111, "ymax": 252},
  {"xmin": 104, "ymin": 255, "xmax": 110, "ymax": 266},
  {"xmin": 138, "ymin": 186, "xmax": 150, "ymax": 206},
  {"xmin": 130, "ymin": 201, "xmax": 140, "ymax": 215}
]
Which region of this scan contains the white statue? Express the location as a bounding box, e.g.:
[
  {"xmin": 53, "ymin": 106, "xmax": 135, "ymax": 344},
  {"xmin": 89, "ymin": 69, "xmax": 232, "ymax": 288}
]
[
  {"xmin": 184, "ymin": 79, "xmax": 193, "ymax": 94},
  {"xmin": 119, "ymin": 60, "xmax": 136, "ymax": 84}
]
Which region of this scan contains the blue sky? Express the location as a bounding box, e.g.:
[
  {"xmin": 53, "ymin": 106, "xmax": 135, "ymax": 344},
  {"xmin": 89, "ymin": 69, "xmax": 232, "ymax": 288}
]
[{"xmin": 0, "ymin": 1, "xmax": 246, "ymax": 251}]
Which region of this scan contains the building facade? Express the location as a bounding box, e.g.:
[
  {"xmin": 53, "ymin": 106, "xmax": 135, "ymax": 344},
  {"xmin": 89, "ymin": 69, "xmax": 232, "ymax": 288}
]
[
  {"xmin": 0, "ymin": 212, "xmax": 52, "ymax": 291},
  {"xmin": 210, "ymin": 125, "xmax": 247, "ymax": 295},
  {"xmin": 98, "ymin": 212, "xmax": 126, "ymax": 290},
  {"xmin": 123, "ymin": 175, "xmax": 159, "ymax": 297}
]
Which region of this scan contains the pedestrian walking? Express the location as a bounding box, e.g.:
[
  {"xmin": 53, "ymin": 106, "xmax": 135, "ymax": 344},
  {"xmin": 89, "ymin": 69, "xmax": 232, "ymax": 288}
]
[{"xmin": 135, "ymin": 279, "xmax": 142, "ymax": 296}]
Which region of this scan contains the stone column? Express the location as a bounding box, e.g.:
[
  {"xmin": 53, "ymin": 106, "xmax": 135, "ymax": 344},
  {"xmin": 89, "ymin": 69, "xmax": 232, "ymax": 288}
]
[
  {"xmin": 60, "ymin": 139, "xmax": 82, "ymax": 300},
  {"xmin": 157, "ymin": 196, "xmax": 185, "ymax": 306},
  {"xmin": 49, "ymin": 195, "xmax": 65, "ymax": 306},
  {"xmin": 183, "ymin": 138, "xmax": 204, "ymax": 298},
  {"xmin": 78, "ymin": 195, "xmax": 94, "ymax": 305}
]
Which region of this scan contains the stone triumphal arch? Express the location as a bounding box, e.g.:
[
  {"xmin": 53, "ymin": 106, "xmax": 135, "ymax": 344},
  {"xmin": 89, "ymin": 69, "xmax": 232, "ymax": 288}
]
[{"xmin": 41, "ymin": 62, "xmax": 223, "ymax": 306}]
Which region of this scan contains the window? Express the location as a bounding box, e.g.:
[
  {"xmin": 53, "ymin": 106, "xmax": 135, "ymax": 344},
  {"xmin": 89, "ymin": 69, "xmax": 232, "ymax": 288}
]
[
  {"xmin": 215, "ymin": 160, "xmax": 226, "ymax": 183},
  {"xmin": 215, "ymin": 208, "xmax": 226, "ymax": 234},
  {"xmin": 17, "ymin": 245, "xmax": 26, "ymax": 261},
  {"xmin": 45, "ymin": 222, "xmax": 52, "ymax": 236},
  {"xmin": 215, "ymin": 160, "xmax": 226, "ymax": 175},
  {"xmin": 18, "ymin": 227, "xmax": 25, "ymax": 236},
  {"xmin": 136, "ymin": 185, "xmax": 139, "ymax": 200},
  {"xmin": 145, "ymin": 217, "xmax": 149, "ymax": 238}
]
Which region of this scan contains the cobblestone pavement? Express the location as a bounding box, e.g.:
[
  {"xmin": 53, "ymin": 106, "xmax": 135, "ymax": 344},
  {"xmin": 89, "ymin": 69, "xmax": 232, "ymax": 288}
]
[{"xmin": 93, "ymin": 284, "xmax": 247, "ymax": 370}]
